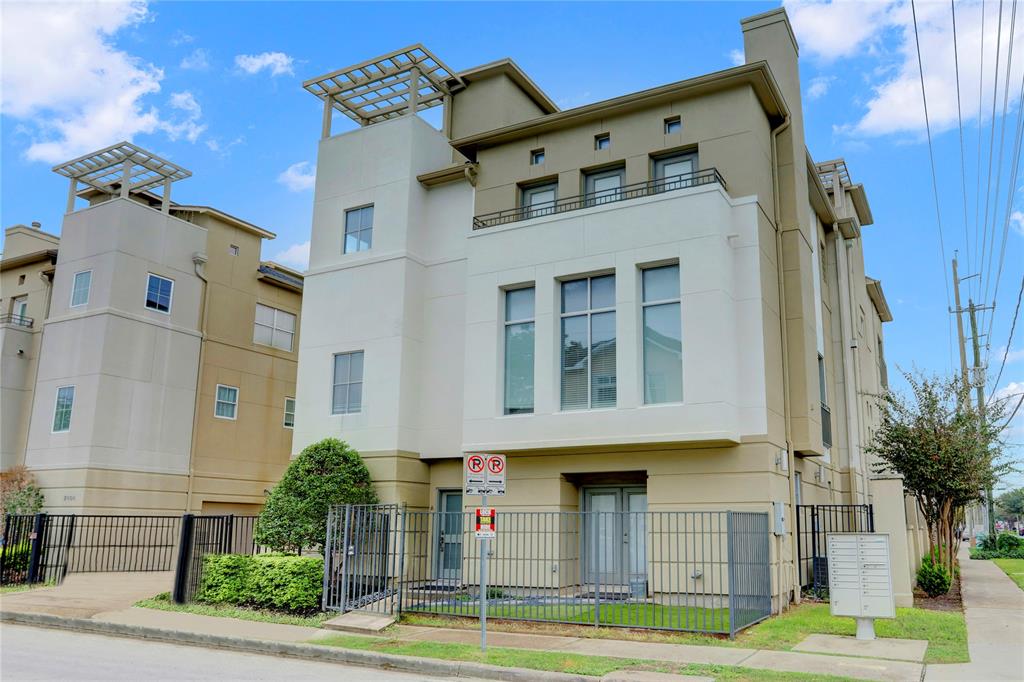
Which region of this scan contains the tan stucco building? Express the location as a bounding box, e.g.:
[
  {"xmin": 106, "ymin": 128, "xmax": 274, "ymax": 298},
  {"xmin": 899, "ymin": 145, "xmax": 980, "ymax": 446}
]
[
  {"xmin": 294, "ymin": 9, "xmax": 924, "ymax": 609},
  {"xmin": 0, "ymin": 143, "xmax": 302, "ymax": 515}
]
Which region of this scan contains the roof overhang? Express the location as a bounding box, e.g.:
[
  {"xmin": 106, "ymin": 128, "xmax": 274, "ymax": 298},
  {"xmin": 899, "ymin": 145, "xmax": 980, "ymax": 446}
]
[
  {"xmin": 450, "ymin": 61, "xmax": 788, "ymax": 159},
  {"xmin": 457, "ymin": 58, "xmax": 559, "ymax": 115},
  {"xmin": 417, "ymin": 162, "xmax": 479, "ymax": 187},
  {"xmin": 807, "ymin": 151, "xmax": 838, "ymax": 227},
  {"xmin": 172, "ymin": 206, "xmax": 276, "ymax": 240},
  {"xmin": 849, "ymin": 184, "xmax": 873, "ymax": 226},
  {"xmin": 866, "ymin": 278, "xmax": 893, "ymax": 322},
  {"xmin": 258, "ymin": 262, "xmax": 304, "ymax": 292},
  {"xmin": 0, "ymin": 249, "xmax": 59, "ymax": 272}
]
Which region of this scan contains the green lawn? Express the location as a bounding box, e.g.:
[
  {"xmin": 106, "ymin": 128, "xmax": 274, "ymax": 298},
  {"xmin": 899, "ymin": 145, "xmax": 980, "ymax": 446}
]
[
  {"xmin": 410, "ymin": 602, "xmax": 729, "ymax": 632},
  {"xmin": 993, "ymin": 558, "xmax": 1024, "ymax": 590},
  {"xmin": 0, "ymin": 583, "xmax": 35, "ymax": 595},
  {"xmin": 314, "ymin": 634, "xmax": 863, "ymax": 681},
  {"xmin": 136, "ymin": 592, "xmax": 330, "ymax": 628}
]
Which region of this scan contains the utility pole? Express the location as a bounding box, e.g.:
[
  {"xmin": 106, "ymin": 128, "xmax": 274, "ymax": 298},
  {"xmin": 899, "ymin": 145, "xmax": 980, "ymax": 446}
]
[
  {"xmin": 951, "ymin": 258, "xmax": 970, "ymax": 391},
  {"xmin": 968, "ymin": 299, "xmax": 996, "ymax": 537}
]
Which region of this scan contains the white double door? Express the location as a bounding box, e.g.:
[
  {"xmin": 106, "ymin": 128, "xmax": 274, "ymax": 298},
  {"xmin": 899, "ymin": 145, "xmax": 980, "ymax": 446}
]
[{"xmin": 583, "ymin": 487, "xmax": 648, "ymax": 587}]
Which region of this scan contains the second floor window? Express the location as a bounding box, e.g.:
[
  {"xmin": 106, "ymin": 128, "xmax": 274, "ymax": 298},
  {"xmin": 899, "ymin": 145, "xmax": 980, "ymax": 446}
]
[
  {"xmin": 145, "ymin": 274, "xmax": 173, "ymax": 314},
  {"xmin": 333, "ymin": 350, "xmax": 364, "ymax": 414},
  {"xmin": 52, "ymin": 385, "xmax": 75, "ymax": 433},
  {"xmin": 71, "ymin": 270, "xmax": 91, "ymax": 307},
  {"xmin": 283, "ymin": 397, "xmax": 296, "ymax": 428},
  {"xmin": 561, "ymin": 274, "xmax": 616, "ymax": 410},
  {"xmin": 254, "ymin": 303, "xmax": 296, "ymax": 352},
  {"xmin": 215, "ymin": 384, "xmax": 238, "ymax": 420},
  {"xmin": 642, "ymin": 264, "xmax": 682, "ymax": 404},
  {"xmin": 344, "ymin": 205, "xmax": 374, "ymax": 253},
  {"xmin": 504, "ymin": 287, "xmax": 535, "ymax": 415},
  {"xmin": 819, "ymin": 353, "xmax": 832, "ymax": 449},
  {"xmin": 13, "ymin": 297, "xmax": 28, "ymax": 320}
]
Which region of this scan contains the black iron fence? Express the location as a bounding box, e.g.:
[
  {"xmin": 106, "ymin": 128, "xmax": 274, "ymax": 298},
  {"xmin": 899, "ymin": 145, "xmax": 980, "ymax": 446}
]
[
  {"xmin": 171, "ymin": 514, "xmax": 268, "ymax": 604},
  {"xmin": 472, "ymin": 168, "xmax": 728, "ymax": 229},
  {"xmin": 324, "ymin": 505, "xmax": 770, "ymax": 637},
  {"xmin": 795, "ymin": 504, "xmax": 874, "ymax": 590},
  {"xmin": 1, "ymin": 513, "xmax": 183, "ymax": 585}
]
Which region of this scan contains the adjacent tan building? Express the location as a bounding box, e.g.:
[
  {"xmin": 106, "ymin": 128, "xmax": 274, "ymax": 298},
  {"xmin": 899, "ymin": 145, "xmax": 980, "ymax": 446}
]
[{"xmin": 0, "ymin": 143, "xmax": 302, "ymax": 515}]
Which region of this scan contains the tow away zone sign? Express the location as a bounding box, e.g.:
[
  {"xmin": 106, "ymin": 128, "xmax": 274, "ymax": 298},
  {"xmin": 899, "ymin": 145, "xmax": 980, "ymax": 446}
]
[{"xmin": 465, "ymin": 453, "xmax": 506, "ymax": 496}]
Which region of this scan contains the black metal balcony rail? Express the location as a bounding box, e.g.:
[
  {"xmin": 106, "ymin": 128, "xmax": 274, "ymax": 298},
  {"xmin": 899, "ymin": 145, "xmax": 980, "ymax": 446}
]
[
  {"xmin": 0, "ymin": 313, "xmax": 33, "ymax": 328},
  {"xmin": 820, "ymin": 402, "xmax": 832, "ymax": 450},
  {"xmin": 472, "ymin": 168, "xmax": 727, "ymax": 230}
]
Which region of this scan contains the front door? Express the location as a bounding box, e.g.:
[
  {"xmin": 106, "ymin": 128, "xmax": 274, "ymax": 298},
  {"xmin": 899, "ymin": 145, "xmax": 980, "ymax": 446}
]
[
  {"xmin": 583, "ymin": 487, "xmax": 647, "ymax": 589},
  {"xmin": 436, "ymin": 490, "xmax": 463, "ymax": 582}
]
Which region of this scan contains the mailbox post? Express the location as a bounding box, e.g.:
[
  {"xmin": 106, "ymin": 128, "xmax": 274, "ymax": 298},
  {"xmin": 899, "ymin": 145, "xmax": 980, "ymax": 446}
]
[{"xmin": 826, "ymin": 532, "xmax": 895, "ymax": 640}]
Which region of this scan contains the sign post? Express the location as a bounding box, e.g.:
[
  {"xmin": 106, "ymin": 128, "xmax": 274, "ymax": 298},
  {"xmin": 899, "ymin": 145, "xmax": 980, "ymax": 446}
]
[{"xmin": 465, "ymin": 453, "xmax": 506, "ymax": 653}]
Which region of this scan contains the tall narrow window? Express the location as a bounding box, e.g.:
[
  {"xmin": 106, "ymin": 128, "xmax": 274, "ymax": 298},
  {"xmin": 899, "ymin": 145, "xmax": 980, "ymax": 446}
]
[
  {"xmin": 13, "ymin": 297, "xmax": 28, "ymax": 320},
  {"xmin": 52, "ymin": 385, "xmax": 75, "ymax": 432},
  {"xmin": 504, "ymin": 287, "xmax": 535, "ymax": 414},
  {"xmin": 561, "ymin": 274, "xmax": 616, "ymax": 410},
  {"xmin": 818, "ymin": 354, "xmax": 832, "ymax": 448},
  {"xmin": 145, "ymin": 274, "xmax": 174, "ymax": 313},
  {"xmin": 642, "ymin": 264, "xmax": 682, "ymax": 404},
  {"xmin": 70, "ymin": 270, "xmax": 92, "ymax": 308},
  {"xmin": 215, "ymin": 385, "xmax": 238, "ymax": 420},
  {"xmin": 333, "ymin": 351, "xmax": 364, "ymax": 414},
  {"xmin": 254, "ymin": 303, "xmax": 296, "ymax": 352},
  {"xmin": 344, "ymin": 205, "xmax": 374, "ymax": 253},
  {"xmin": 283, "ymin": 397, "xmax": 296, "ymax": 428}
]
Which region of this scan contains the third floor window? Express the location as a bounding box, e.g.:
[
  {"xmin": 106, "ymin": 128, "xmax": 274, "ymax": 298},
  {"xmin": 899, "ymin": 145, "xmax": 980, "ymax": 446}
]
[
  {"xmin": 344, "ymin": 204, "xmax": 374, "ymax": 254},
  {"xmin": 561, "ymin": 274, "xmax": 616, "ymax": 410},
  {"xmin": 254, "ymin": 303, "xmax": 296, "ymax": 352}
]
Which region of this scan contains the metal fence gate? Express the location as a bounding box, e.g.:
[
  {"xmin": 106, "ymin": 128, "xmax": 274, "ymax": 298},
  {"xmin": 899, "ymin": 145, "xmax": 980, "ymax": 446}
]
[
  {"xmin": 0, "ymin": 513, "xmax": 183, "ymax": 586},
  {"xmin": 171, "ymin": 514, "xmax": 268, "ymax": 603},
  {"xmin": 795, "ymin": 504, "xmax": 874, "ymax": 590},
  {"xmin": 323, "ymin": 505, "xmax": 771, "ymax": 637}
]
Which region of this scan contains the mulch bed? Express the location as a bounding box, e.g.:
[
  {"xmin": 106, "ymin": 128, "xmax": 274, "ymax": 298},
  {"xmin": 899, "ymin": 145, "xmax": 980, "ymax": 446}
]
[{"xmin": 913, "ymin": 574, "xmax": 962, "ymax": 612}]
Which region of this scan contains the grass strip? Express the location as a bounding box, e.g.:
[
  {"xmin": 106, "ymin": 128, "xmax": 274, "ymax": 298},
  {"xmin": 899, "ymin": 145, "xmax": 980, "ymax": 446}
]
[
  {"xmin": 135, "ymin": 592, "xmax": 330, "ymax": 628},
  {"xmin": 992, "ymin": 558, "xmax": 1024, "ymax": 590}
]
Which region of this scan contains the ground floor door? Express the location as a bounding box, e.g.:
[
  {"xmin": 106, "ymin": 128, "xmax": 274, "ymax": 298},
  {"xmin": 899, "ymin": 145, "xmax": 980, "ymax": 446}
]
[
  {"xmin": 435, "ymin": 490, "xmax": 463, "ymax": 582},
  {"xmin": 583, "ymin": 487, "xmax": 647, "ymax": 590}
]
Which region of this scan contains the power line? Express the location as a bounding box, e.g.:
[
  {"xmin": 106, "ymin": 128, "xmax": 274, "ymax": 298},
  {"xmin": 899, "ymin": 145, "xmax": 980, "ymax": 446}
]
[
  {"xmin": 992, "ymin": 274, "xmax": 1024, "ymax": 391},
  {"xmin": 952, "ymin": 0, "xmax": 973, "ymax": 281},
  {"xmin": 979, "ymin": 0, "xmax": 1006, "ymax": 311},
  {"xmin": 974, "ymin": 0, "xmax": 988, "ymax": 302}
]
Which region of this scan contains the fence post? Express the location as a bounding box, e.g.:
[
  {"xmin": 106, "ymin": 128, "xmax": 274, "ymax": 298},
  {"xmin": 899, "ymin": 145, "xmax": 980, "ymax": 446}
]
[
  {"xmin": 223, "ymin": 514, "xmax": 235, "ymax": 554},
  {"xmin": 60, "ymin": 515, "xmax": 76, "ymax": 581},
  {"xmin": 339, "ymin": 504, "xmax": 353, "ymax": 613},
  {"xmin": 26, "ymin": 513, "xmax": 47, "ymax": 584},
  {"xmin": 397, "ymin": 505, "xmax": 407, "ymax": 618},
  {"xmin": 727, "ymin": 511, "xmax": 736, "ymax": 639},
  {"xmin": 172, "ymin": 514, "xmax": 195, "ymax": 604},
  {"xmin": 867, "ymin": 504, "xmax": 875, "ymax": 533},
  {"xmin": 795, "ymin": 506, "xmax": 803, "ymax": 590},
  {"xmin": 0, "ymin": 515, "xmax": 12, "ymax": 583}
]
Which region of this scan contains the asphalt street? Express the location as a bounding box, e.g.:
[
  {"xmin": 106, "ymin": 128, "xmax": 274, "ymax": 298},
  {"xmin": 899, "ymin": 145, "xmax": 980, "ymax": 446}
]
[{"xmin": 0, "ymin": 624, "xmax": 483, "ymax": 681}]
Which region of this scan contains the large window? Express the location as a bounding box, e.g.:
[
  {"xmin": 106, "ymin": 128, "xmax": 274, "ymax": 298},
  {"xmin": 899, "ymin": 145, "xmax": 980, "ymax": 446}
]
[
  {"xmin": 145, "ymin": 274, "xmax": 173, "ymax": 314},
  {"xmin": 642, "ymin": 264, "xmax": 682, "ymax": 404},
  {"xmin": 70, "ymin": 270, "xmax": 92, "ymax": 308},
  {"xmin": 283, "ymin": 397, "xmax": 296, "ymax": 428},
  {"xmin": 504, "ymin": 287, "xmax": 535, "ymax": 415},
  {"xmin": 332, "ymin": 351, "xmax": 364, "ymax": 414},
  {"xmin": 344, "ymin": 205, "xmax": 374, "ymax": 254},
  {"xmin": 561, "ymin": 274, "xmax": 616, "ymax": 410},
  {"xmin": 52, "ymin": 385, "xmax": 75, "ymax": 433},
  {"xmin": 254, "ymin": 303, "xmax": 296, "ymax": 352},
  {"xmin": 521, "ymin": 181, "xmax": 557, "ymax": 218},
  {"xmin": 584, "ymin": 166, "xmax": 624, "ymax": 206},
  {"xmin": 215, "ymin": 384, "xmax": 238, "ymax": 420}
]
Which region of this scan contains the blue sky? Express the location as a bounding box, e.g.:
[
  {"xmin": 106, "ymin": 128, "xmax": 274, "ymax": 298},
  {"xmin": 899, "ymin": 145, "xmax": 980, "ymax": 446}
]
[{"xmin": 1, "ymin": 1, "xmax": 1022, "ymax": 487}]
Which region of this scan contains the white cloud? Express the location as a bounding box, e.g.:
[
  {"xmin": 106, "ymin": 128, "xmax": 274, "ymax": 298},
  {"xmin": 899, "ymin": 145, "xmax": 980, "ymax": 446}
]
[
  {"xmin": 180, "ymin": 48, "xmax": 209, "ymax": 71},
  {"xmin": 1, "ymin": 1, "xmax": 206, "ymax": 163},
  {"xmin": 994, "ymin": 346, "xmax": 1024, "ymax": 366},
  {"xmin": 728, "ymin": 49, "xmax": 745, "ymax": 67},
  {"xmin": 806, "ymin": 75, "xmax": 835, "ymax": 100},
  {"xmin": 235, "ymin": 52, "xmax": 294, "ymax": 76},
  {"xmin": 162, "ymin": 91, "xmax": 206, "ymax": 142},
  {"xmin": 277, "ymin": 161, "xmax": 316, "ymax": 192},
  {"xmin": 272, "ymin": 241, "xmax": 310, "ymax": 270},
  {"xmin": 788, "ymin": 0, "xmax": 1024, "ymax": 137},
  {"xmin": 205, "ymin": 136, "xmax": 244, "ymax": 155},
  {"xmin": 169, "ymin": 30, "xmax": 194, "ymax": 46},
  {"xmin": 1011, "ymin": 211, "xmax": 1024, "ymax": 237}
]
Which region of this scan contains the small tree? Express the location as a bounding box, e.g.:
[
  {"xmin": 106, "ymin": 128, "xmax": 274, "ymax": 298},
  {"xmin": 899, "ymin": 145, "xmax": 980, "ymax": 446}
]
[
  {"xmin": 255, "ymin": 438, "xmax": 378, "ymax": 553},
  {"xmin": 996, "ymin": 487, "xmax": 1024, "ymax": 524},
  {"xmin": 866, "ymin": 370, "xmax": 1013, "ymax": 582},
  {"xmin": 1, "ymin": 466, "xmax": 45, "ymax": 518}
]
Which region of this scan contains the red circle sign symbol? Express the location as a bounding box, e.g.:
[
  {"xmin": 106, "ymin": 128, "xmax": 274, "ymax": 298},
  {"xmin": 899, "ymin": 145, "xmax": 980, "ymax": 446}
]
[
  {"xmin": 487, "ymin": 456, "xmax": 504, "ymax": 474},
  {"xmin": 467, "ymin": 455, "xmax": 485, "ymax": 473}
]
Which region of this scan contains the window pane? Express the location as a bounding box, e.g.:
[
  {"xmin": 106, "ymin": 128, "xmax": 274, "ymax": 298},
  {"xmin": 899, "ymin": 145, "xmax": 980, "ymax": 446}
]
[
  {"xmin": 528, "ymin": 188, "xmax": 556, "ymax": 206},
  {"xmin": 147, "ymin": 275, "xmax": 172, "ymax": 312},
  {"xmin": 332, "ymin": 385, "xmax": 347, "ymax": 413},
  {"xmin": 360, "ymin": 205, "xmax": 374, "ymax": 230},
  {"xmin": 347, "ymin": 382, "xmax": 362, "ymax": 412},
  {"xmin": 643, "ymin": 265, "xmax": 680, "ymax": 302},
  {"xmin": 358, "ymin": 228, "xmax": 372, "ymax": 251},
  {"xmin": 504, "ymin": 322, "xmax": 535, "ymax": 413},
  {"xmin": 505, "ymin": 288, "xmax": 535, "ymax": 322},
  {"xmin": 256, "ymin": 304, "xmax": 274, "ymax": 325},
  {"xmin": 53, "ymin": 386, "xmax": 74, "ymax": 432},
  {"xmin": 217, "ymin": 386, "xmax": 237, "ymax": 403},
  {"xmin": 277, "ymin": 310, "xmax": 296, "ymax": 332},
  {"xmin": 590, "ymin": 275, "xmax": 615, "ymax": 309},
  {"xmin": 561, "ymin": 315, "xmax": 589, "ymax": 410},
  {"xmin": 334, "ymin": 354, "xmax": 350, "ymax": 384},
  {"xmin": 72, "ymin": 271, "xmax": 91, "ymax": 307},
  {"xmin": 659, "ymin": 156, "xmax": 693, "ymax": 180},
  {"xmin": 254, "ymin": 324, "xmax": 273, "ymax": 346},
  {"xmin": 561, "ymin": 279, "xmax": 588, "ymax": 313},
  {"xmin": 644, "ymin": 303, "xmax": 682, "ymax": 404},
  {"xmin": 272, "ymin": 329, "xmax": 293, "ymax": 352},
  {"xmin": 345, "ymin": 209, "xmax": 362, "ymax": 233},
  {"xmin": 592, "ymin": 174, "xmax": 621, "ymax": 193},
  {"xmin": 349, "ymin": 351, "xmax": 364, "ymax": 381},
  {"xmin": 590, "ymin": 311, "xmax": 616, "ymax": 407},
  {"xmin": 345, "ymin": 233, "xmax": 361, "ymax": 254}
]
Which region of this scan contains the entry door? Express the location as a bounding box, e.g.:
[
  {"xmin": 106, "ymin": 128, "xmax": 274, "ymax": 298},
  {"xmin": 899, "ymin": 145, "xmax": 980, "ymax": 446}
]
[
  {"xmin": 436, "ymin": 491, "xmax": 463, "ymax": 582},
  {"xmin": 583, "ymin": 487, "xmax": 647, "ymax": 587}
]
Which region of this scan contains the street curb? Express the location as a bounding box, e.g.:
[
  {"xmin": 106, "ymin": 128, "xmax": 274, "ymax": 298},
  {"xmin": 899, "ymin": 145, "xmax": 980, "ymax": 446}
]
[{"xmin": 0, "ymin": 610, "xmax": 591, "ymax": 681}]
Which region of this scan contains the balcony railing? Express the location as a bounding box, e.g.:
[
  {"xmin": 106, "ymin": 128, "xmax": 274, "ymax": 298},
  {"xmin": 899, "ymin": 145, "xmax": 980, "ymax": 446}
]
[
  {"xmin": 820, "ymin": 402, "xmax": 832, "ymax": 449},
  {"xmin": 472, "ymin": 167, "xmax": 727, "ymax": 230},
  {"xmin": 0, "ymin": 313, "xmax": 33, "ymax": 328}
]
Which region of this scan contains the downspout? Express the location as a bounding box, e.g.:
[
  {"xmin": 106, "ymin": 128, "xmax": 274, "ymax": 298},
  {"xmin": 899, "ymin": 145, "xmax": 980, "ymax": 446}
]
[
  {"xmin": 840, "ymin": 235, "xmax": 867, "ymax": 502},
  {"xmin": 185, "ymin": 252, "xmax": 210, "ymax": 513},
  {"xmin": 21, "ymin": 270, "xmax": 55, "ymax": 468},
  {"xmin": 770, "ymin": 115, "xmax": 795, "ymax": 611}
]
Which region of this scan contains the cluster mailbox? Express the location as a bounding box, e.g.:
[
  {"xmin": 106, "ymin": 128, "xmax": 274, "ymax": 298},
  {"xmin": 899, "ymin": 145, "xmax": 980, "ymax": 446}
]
[{"xmin": 827, "ymin": 532, "xmax": 895, "ymax": 640}]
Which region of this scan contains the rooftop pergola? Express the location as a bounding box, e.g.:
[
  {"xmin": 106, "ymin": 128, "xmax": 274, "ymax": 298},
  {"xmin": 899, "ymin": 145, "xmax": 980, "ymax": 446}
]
[
  {"xmin": 52, "ymin": 141, "xmax": 192, "ymax": 214},
  {"xmin": 816, "ymin": 158, "xmax": 852, "ymax": 191},
  {"xmin": 303, "ymin": 45, "xmax": 465, "ymax": 138}
]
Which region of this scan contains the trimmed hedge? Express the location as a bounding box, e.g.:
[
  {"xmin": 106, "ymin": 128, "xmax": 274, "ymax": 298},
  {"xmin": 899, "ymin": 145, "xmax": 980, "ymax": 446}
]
[
  {"xmin": 196, "ymin": 553, "xmax": 323, "ymax": 612},
  {"xmin": 971, "ymin": 532, "xmax": 1024, "ymax": 560}
]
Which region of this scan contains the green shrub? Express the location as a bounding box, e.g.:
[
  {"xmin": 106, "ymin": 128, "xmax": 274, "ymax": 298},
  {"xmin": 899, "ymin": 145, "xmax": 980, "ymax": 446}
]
[
  {"xmin": 917, "ymin": 554, "xmax": 952, "ymax": 597},
  {"xmin": 996, "ymin": 532, "xmax": 1023, "ymax": 551},
  {"xmin": 255, "ymin": 438, "xmax": 377, "ymax": 553},
  {"xmin": 1, "ymin": 541, "xmax": 31, "ymax": 573},
  {"xmin": 196, "ymin": 553, "xmax": 323, "ymax": 613},
  {"xmin": 970, "ymin": 532, "xmax": 1024, "ymax": 559},
  {"xmin": 977, "ymin": 533, "xmax": 996, "ymax": 551}
]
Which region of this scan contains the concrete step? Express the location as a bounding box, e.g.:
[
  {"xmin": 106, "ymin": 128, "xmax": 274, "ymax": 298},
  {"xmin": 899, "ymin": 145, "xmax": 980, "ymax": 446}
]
[{"xmin": 323, "ymin": 611, "xmax": 396, "ymax": 634}]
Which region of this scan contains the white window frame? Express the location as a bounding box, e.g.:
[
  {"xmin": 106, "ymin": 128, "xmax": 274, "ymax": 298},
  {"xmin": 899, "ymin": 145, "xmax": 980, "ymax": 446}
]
[
  {"xmin": 332, "ymin": 351, "xmax": 364, "ymax": 415},
  {"xmin": 51, "ymin": 385, "xmax": 75, "ymax": 433},
  {"xmin": 13, "ymin": 296, "xmax": 28, "ymax": 319},
  {"xmin": 560, "ymin": 274, "xmax": 617, "ymax": 411},
  {"xmin": 503, "ymin": 286, "xmax": 536, "ymax": 415},
  {"xmin": 343, "ymin": 204, "xmax": 374, "ymax": 254},
  {"xmin": 144, "ymin": 273, "xmax": 174, "ymax": 314},
  {"xmin": 283, "ymin": 397, "xmax": 296, "ymax": 428},
  {"xmin": 253, "ymin": 303, "xmax": 296, "ymax": 352},
  {"xmin": 214, "ymin": 384, "xmax": 239, "ymax": 420},
  {"xmin": 70, "ymin": 270, "xmax": 92, "ymax": 308},
  {"xmin": 640, "ymin": 263, "xmax": 683, "ymax": 405}
]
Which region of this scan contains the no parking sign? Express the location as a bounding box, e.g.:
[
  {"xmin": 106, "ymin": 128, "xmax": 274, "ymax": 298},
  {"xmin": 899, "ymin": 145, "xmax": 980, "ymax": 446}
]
[{"xmin": 464, "ymin": 453, "xmax": 505, "ymax": 496}]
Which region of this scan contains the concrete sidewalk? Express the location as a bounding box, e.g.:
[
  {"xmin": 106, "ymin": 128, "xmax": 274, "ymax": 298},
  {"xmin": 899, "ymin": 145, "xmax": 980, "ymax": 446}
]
[
  {"xmin": 0, "ymin": 572, "xmax": 173, "ymax": 618},
  {"xmin": 926, "ymin": 548, "xmax": 1024, "ymax": 681}
]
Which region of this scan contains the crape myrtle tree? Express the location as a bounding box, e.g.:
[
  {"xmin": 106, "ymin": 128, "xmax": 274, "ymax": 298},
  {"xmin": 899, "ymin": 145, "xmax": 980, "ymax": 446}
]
[
  {"xmin": 866, "ymin": 370, "xmax": 1014, "ymax": 580},
  {"xmin": 255, "ymin": 438, "xmax": 378, "ymax": 554}
]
